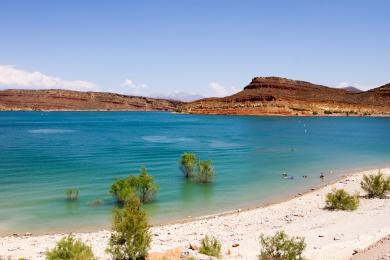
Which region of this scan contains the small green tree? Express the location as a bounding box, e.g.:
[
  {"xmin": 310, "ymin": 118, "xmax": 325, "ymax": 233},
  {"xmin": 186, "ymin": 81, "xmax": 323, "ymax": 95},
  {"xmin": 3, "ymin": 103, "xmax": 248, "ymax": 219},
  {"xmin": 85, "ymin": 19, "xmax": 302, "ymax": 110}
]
[
  {"xmin": 258, "ymin": 231, "xmax": 306, "ymax": 260},
  {"xmin": 325, "ymin": 189, "xmax": 359, "ymax": 211},
  {"xmin": 110, "ymin": 167, "xmax": 159, "ymax": 204},
  {"xmin": 199, "ymin": 235, "xmax": 221, "ymax": 258},
  {"xmin": 361, "ymin": 171, "xmax": 390, "ymax": 198},
  {"xmin": 137, "ymin": 167, "xmax": 159, "ymax": 203},
  {"xmin": 45, "ymin": 235, "xmax": 96, "ymax": 260},
  {"xmin": 180, "ymin": 152, "xmax": 197, "ymax": 178},
  {"xmin": 66, "ymin": 188, "xmax": 79, "ymax": 201},
  {"xmin": 197, "ymin": 160, "xmax": 215, "ymax": 183},
  {"xmin": 107, "ymin": 193, "xmax": 151, "ymax": 260}
]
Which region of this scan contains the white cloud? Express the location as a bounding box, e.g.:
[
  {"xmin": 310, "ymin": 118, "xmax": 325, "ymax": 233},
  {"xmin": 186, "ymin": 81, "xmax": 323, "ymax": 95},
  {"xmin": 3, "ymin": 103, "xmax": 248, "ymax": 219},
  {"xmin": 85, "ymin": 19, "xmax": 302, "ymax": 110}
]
[
  {"xmin": 209, "ymin": 82, "xmax": 239, "ymax": 97},
  {"xmin": 337, "ymin": 82, "xmax": 350, "ymax": 88},
  {"xmin": 120, "ymin": 79, "xmax": 148, "ymax": 95},
  {"xmin": 152, "ymin": 91, "xmax": 204, "ymax": 102},
  {"xmin": 0, "ymin": 65, "xmax": 98, "ymax": 91}
]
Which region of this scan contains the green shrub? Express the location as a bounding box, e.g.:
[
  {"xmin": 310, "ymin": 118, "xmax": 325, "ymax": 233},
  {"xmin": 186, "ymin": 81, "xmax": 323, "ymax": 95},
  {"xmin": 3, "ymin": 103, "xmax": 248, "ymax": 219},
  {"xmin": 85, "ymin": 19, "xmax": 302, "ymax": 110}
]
[
  {"xmin": 361, "ymin": 171, "xmax": 390, "ymax": 198},
  {"xmin": 66, "ymin": 188, "xmax": 79, "ymax": 201},
  {"xmin": 325, "ymin": 189, "xmax": 359, "ymax": 211},
  {"xmin": 45, "ymin": 235, "xmax": 96, "ymax": 260},
  {"xmin": 197, "ymin": 160, "xmax": 215, "ymax": 183},
  {"xmin": 110, "ymin": 167, "xmax": 159, "ymax": 204},
  {"xmin": 180, "ymin": 152, "xmax": 197, "ymax": 178},
  {"xmin": 258, "ymin": 231, "xmax": 306, "ymax": 260},
  {"xmin": 199, "ymin": 235, "xmax": 221, "ymax": 257},
  {"xmin": 324, "ymin": 110, "xmax": 333, "ymax": 114},
  {"xmin": 106, "ymin": 193, "xmax": 151, "ymax": 260},
  {"xmin": 312, "ymin": 111, "xmax": 318, "ymax": 115}
]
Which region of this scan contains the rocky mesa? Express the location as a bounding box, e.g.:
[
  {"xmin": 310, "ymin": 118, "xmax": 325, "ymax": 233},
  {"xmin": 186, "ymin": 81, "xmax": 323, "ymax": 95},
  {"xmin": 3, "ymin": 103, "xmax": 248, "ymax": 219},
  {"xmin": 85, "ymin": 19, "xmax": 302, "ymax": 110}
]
[
  {"xmin": 0, "ymin": 89, "xmax": 181, "ymax": 111},
  {"xmin": 179, "ymin": 77, "xmax": 390, "ymax": 116}
]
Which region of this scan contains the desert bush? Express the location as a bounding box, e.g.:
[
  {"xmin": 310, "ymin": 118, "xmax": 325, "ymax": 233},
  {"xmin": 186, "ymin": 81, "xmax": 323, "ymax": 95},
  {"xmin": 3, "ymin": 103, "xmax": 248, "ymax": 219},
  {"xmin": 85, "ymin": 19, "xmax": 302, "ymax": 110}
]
[
  {"xmin": 325, "ymin": 189, "xmax": 359, "ymax": 211},
  {"xmin": 45, "ymin": 235, "xmax": 96, "ymax": 260},
  {"xmin": 324, "ymin": 110, "xmax": 332, "ymax": 114},
  {"xmin": 197, "ymin": 160, "xmax": 215, "ymax": 183},
  {"xmin": 180, "ymin": 152, "xmax": 197, "ymax": 178},
  {"xmin": 360, "ymin": 171, "xmax": 390, "ymax": 198},
  {"xmin": 258, "ymin": 231, "xmax": 306, "ymax": 260},
  {"xmin": 66, "ymin": 188, "xmax": 79, "ymax": 201},
  {"xmin": 106, "ymin": 193, "xmax": 151, "ymax": 260},
  {"xmin": 110, "ymin": 167, "xmax": 159, "ymax": 204},
  {"xmin": 199, "ymin": 235, "xmax": 221, "ymax": 257}
]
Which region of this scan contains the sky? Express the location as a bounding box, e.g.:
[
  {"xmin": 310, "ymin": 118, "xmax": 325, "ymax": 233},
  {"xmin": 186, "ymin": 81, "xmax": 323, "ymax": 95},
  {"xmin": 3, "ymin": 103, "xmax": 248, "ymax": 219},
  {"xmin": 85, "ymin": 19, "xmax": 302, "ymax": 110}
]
[{"xmin": 0, "ymin": 0, "xmax": 389, "ymax": 99}]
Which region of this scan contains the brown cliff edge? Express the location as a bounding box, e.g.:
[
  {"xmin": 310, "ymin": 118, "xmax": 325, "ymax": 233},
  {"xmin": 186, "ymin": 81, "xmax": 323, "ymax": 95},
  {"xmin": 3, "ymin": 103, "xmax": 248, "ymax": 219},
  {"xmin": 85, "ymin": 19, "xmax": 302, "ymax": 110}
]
[
  {"xmin": 1, "ymin": 77, "xmax": 390, "ymax": 116},
  {"xmin": 179, "ymin": 77, "xmax": 390, "ymax": 116}
]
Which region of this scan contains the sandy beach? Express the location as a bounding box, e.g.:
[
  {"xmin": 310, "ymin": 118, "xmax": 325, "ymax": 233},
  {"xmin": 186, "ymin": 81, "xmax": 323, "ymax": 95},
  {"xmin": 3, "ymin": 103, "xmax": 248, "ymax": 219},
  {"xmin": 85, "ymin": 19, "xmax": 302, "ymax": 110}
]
[{"xmin": 1, "ymin": 168, "xmax": 389, "ymax": 260}]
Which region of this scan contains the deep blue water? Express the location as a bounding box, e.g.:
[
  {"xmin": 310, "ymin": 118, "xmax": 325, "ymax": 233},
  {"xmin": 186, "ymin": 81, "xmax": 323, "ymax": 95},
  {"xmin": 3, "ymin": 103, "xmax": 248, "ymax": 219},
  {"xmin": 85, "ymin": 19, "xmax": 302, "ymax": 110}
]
[{"xmin": 0, "ymin": 112, "xmax": 389, "ymax": 234}]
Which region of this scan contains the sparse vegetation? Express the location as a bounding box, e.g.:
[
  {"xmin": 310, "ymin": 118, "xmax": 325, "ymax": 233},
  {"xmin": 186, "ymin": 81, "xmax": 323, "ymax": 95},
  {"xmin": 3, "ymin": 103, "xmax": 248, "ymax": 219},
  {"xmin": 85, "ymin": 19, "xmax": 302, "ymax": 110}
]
[
  {"xmin": 66, "ymin": 188, "xmax": 79, "ymax": 201},
  {"xmin": 197, "ymin": 160, "xmax": 215, "ymax": 183},
  {"xmin": 324, "ymin": 110, "xmax": 333, "ymax": 115},
  {"xmin": 312, "ymin": 111, "xmax": 318, "ymax": 115},
  {"xmin": 110, "ymin": 167, "xmax": 159, "ymax": 204},
  {"xmin": 45, "ymin": 235, "xmax": 96, "ymax": 260},
  {"xmin": 258, "ymin": 231, "xmax": 306, "ymax": 260},
  {"xmin": 361, "ymin": 171, "xmax": 390, "ymax": 198},
  {"xmin": 88, "ymin": 199, "xmax": 103, "ymax": 207},
  {"xmin": 106, "ymin": 193, "xmax": 151, "ymax": 260},
  {"xmin": 199, "ymin": 235, "xmax": 221, "ymax": 258},
  {"xmin": 180, "ymin": 152, "xmax": 197, "ymax": 178},
  {"xmin": 325, "ymin": 189, "xmax": 359, "ymax": 211}
]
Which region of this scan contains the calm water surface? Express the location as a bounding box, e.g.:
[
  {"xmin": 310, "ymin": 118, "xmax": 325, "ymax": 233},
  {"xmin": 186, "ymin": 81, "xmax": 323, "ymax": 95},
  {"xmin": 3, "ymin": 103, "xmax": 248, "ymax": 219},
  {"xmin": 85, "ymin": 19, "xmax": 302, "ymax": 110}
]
[{"xmin": 0, "ymin": 112, "xmax": 389, "ymax": 234}]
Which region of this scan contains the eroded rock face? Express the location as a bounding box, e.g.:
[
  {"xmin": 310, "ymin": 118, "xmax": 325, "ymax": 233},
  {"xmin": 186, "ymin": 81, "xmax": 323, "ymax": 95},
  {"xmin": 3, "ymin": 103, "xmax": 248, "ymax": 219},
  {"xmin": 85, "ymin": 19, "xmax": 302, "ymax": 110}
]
[
  {"xmin": 180, "ymin": 77, "xmax": 390, "ymax": 116},
  {"xmin": 0, "ymin": 89, "xmax": 181, "ymax": 111}
]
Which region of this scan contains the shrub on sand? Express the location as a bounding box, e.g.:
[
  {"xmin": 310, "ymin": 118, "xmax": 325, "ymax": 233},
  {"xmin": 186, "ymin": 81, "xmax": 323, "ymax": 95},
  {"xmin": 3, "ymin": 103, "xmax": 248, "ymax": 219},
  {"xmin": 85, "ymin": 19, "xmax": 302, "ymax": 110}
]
[
  {"xmin": 199, "ymin": 235, "xmax": 221, "ymax": 257},
  {"xmin": 325, "ymin": 189, "xmax": 359, "ymax": 211},
  {"xmin": 106, "ymin": 193, "xmax": 151, "ymax": 260},
  {"xmin": 45, "ymin": 235, "xmax": 96, "ymax": 260},
  {"xmin": 258, "ymin": 231, "xmax": 306, "ymax": 260},
  {"xmin": 360, "ymin": 171, "xmax": 390, "ymax": 198}
]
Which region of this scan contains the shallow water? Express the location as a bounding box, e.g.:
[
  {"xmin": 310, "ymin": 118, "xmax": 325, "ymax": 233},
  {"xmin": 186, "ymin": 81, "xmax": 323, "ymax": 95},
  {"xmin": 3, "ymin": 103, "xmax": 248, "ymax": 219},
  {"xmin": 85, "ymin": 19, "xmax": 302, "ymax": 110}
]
[{"xmin": 0, "ymin": 112, "xmax": 389, "ymax": 234}]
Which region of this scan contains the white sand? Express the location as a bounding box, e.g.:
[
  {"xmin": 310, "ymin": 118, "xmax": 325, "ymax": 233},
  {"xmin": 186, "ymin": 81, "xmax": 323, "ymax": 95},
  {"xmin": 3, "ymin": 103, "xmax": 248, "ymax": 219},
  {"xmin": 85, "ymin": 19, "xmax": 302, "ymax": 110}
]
[{"xmin": 1, "ymin": 168, "xmax": 389, "ymax": 260}]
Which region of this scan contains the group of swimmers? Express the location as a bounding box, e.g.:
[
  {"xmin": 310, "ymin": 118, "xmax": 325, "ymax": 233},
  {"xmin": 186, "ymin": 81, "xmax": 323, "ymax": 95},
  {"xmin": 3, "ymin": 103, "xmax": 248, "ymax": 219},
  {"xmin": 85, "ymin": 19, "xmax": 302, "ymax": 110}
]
[{"xmin": 281, "ymin": 172, "xmax": 326, "ymax": 180}]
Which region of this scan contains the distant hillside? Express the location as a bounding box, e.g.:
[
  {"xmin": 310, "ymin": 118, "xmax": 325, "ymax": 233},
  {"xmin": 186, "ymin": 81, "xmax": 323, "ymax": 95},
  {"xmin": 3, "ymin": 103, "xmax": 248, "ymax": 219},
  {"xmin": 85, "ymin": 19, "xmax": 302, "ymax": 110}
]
[
  {"xmin": 0, "ymin": 89, "xmax": 181, "ymax": 111},
  {"xmin": 179, "ymin": 77, "xmax": 390, "ymax": 116},
  {"xmin": 2, "ymin": 78, "xmax": 389, "ymax": 116}
]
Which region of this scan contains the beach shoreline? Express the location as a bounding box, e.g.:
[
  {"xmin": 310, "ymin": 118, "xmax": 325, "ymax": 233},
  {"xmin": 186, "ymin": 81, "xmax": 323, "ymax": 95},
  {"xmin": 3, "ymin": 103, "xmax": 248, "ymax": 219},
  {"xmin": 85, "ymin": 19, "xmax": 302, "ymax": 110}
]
[{"xmin": 1, "ymin": 168, "xmax": 389, "ymax": 259}]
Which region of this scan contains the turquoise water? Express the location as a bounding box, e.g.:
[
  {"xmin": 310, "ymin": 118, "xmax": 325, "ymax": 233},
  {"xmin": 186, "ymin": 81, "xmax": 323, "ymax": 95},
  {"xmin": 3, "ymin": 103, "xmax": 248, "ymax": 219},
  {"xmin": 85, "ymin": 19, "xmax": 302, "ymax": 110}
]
[{"xmin": 0, "ymin": 112, "xmax": 389, "ymax": 235}]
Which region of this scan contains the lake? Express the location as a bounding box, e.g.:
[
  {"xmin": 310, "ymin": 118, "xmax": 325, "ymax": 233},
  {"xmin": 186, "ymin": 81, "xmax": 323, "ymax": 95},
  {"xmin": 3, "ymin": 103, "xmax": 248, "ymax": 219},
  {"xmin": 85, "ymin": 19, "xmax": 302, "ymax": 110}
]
[{"xmin": 0, "ymin": 112, "xmax": 389, "ymax": 234}]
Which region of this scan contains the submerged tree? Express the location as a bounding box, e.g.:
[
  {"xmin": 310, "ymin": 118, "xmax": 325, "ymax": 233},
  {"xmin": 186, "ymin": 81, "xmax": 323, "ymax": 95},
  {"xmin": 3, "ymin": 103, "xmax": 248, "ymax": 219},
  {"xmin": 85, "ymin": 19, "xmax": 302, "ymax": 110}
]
[
  {"xmin": 110, "ymin": 167, "xmax": 159, "ymax": 204},
  {"xmin": 180, "ymin": 152, "xmax": 197, "ymax": 178},
  {"xmin": 197, "ymin": 160, "xmax": 215, "ymax": 183},
  {"xmin": 107, "ymin": 193, "xmax": 151, "ymax": 260}
]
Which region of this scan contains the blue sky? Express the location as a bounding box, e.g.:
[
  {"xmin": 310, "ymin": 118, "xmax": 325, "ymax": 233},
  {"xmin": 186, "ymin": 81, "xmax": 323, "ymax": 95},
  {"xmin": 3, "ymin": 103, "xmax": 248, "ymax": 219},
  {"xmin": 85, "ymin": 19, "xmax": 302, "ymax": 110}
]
[{"xmin": 0, "ymin": 0, "xmax": 389, "ymax": 98}]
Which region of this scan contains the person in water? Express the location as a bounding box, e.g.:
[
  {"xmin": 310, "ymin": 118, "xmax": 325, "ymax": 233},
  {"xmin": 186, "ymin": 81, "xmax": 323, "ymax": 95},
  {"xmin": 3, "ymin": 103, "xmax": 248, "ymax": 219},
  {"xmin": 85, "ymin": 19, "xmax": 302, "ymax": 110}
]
[{"xmin": 320, "ymin": 172, "xmax": 325, "ymax": 179}]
